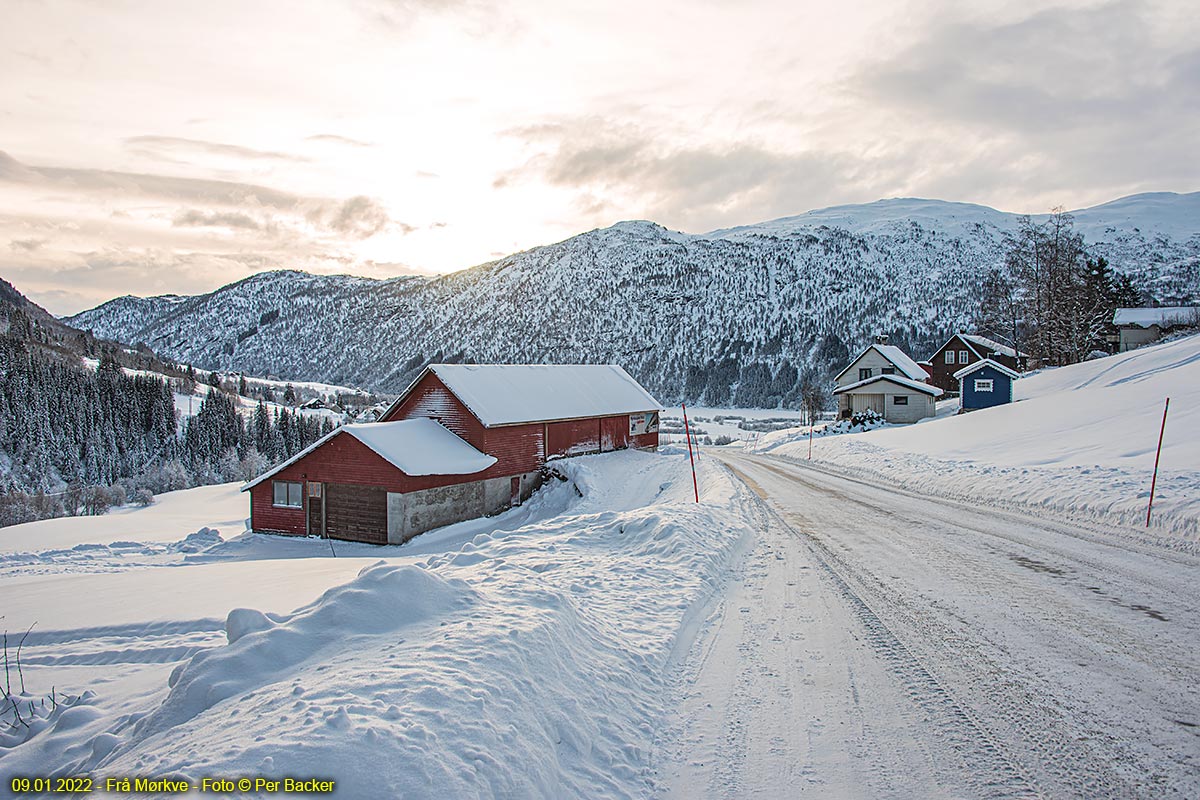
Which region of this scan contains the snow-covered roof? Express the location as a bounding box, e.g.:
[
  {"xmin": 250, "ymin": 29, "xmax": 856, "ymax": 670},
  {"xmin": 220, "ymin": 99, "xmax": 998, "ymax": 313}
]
[
  {"xmin": 1113, "ymin": 307, "xmax": 1199, "ymax": 328},
  {"xmin": 960, "ymin": 334, "xmax": 1022, "ymax": 359},
  {"xmin": 834, "ymin": 344, "xmax": 928, "ymax": 383},
  {"xmin": 953, "ymin": 358, "xmax": 1021, "ymax": 381},
  {"xmin": 399, "ymin": 364, "xmax": 662, "ymax": 427},
  {"xmin": 242, "ymin": 418, "xmax": 496, "ymax": 491},
  {"xmin": 833, "ymin": 374, "xmax": 944, "ymax": 397}
]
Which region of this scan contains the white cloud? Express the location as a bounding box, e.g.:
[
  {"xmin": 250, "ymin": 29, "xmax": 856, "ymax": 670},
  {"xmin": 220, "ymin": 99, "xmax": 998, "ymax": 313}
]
[{"xmin": 0, "ymin": 0, "xmax": 1194, "ymax": 311}]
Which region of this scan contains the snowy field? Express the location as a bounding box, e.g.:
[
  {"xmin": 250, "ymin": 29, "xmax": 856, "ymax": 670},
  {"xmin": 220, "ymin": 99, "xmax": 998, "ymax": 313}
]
[
  {"xmin": 0, "ymin": 449, "xmax": 760, "ymax": 797},
  {"xmin": 760, "ymin": 334, "xmax": 1200, "ymax": 545},
  {"xmin": 3, "ymin": 342, "xmax": 1197, "ymax": 797},
  {"xmin": 660, "ymin": 407, "xmax": 807, "ymax": 444}
]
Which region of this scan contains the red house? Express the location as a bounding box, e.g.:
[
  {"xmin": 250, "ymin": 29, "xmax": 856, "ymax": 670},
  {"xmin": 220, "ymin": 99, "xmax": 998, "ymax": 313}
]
[
  {"xmin": 926, "ymin": 333, "xmax": 1026, "ymax": 394},
  {"xmin": 243, "ymin": 364, "xmax": 661, "ymax": 545}
]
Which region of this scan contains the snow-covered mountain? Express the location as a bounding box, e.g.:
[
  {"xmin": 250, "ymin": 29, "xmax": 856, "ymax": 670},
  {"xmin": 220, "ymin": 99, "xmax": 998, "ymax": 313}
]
[{"xmin": 65, "ymin": 193, "xmax": 1200, "ymax": 405}]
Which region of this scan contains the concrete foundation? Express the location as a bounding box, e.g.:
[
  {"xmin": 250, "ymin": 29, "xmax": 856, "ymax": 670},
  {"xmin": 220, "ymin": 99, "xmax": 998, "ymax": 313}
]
[{"xmin": 386, "ymin": 470, "xmax": 542, "ymax": 544}]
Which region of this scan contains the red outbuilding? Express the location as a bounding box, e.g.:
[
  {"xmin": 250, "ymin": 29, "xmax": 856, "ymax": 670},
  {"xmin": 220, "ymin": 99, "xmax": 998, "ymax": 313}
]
[{"xmin": 243, "ymin": 364, "xmax": 661, "ymax": 544}]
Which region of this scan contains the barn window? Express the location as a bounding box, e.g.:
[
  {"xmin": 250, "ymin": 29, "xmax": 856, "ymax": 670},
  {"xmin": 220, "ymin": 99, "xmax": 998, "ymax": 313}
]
[
  {"xmin": 975, "ymin": 379, "xmax": 994, "ymax": 392},
  {"xmin": 958, "ymin": 350, "xmax": 970, "ymax": 364},
  {"xmin": 273, "ymin": 481, "xmax": 304, "ymax": 508},
  {"xmin": 893, "ymin": 395, "xmax": 909, "ymax": 405},
  {"xmin": 881, "ymin": 366, "xmax": 896, "ymax": 375},
  {"xmin": 859, "ymin": 368, "xmax": 872, "ymax": 380},
  {"xmin": 944, "ymin": 351, "xmax": 955, "ymax": 364}
]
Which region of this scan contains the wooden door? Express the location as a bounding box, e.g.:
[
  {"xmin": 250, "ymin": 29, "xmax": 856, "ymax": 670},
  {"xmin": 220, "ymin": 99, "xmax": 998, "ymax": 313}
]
[
  {"xmin": 306, "ymin": 482, "xmax": 324, "ymax": 538},
  {"xmin": 325, "ymin": 483, "xmax": 388, "ymax": 544}
]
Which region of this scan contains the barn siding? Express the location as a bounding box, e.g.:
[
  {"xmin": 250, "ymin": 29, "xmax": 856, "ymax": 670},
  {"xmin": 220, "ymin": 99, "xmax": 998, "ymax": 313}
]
[
  {"xmin": 483, "ymin": 423, "xmax": 545, "ymax": 475},
  {"xmin": 547, "ymin": 418, "xmax": 601, "ymax": 457},
  {"xmin": 382, "ymin": 372, "xmax": 487, "ymax": 446},
  {"xmin": 629, "ymin": 430, "xmax": 659, "ymax": 449},
  {"xmin": 250, "ymin": 483, "xmax": 307, "ymax": 535},
  {"xmin": 600, "ymin": 416, "xmax": 630, "ymax": 451}
]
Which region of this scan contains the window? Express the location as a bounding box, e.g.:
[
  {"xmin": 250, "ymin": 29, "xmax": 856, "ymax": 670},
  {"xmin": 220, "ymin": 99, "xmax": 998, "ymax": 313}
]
[
  {"xmin": 944, "ymin": 351, "xmax": 955, "ymax": 364},
  {"xmin": 273, "ymin": 480, "xmax": 303, "ymax": 508},
  {"xmin": 958, "ymin": 350, "xmax": 970, "ymax": 364},
  {"xmin": 975, "ymin": 378, "xmax": 994, "ymax": 392},
  {"xmin": 859, "ymin": 368, "xmax": 872, "ymax": 381},
  {"xmin": 893, "ymin": 395, "xmax": 909, "ymax": 405},
  {"xmin": 881, "ymin": 366, "xmax": 896, "ymax": 375}
]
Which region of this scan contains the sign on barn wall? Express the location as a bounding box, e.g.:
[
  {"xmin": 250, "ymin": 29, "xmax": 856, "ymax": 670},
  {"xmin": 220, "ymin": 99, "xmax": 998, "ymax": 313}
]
[{"xmin": 629, "ymin": 411, "xmax": 659, "ymax": 436}]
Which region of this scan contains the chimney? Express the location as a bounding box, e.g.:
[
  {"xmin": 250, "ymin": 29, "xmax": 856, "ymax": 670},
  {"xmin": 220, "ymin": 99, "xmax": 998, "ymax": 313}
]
[{"xmin": 875, "ymin": 334, "xmax": 889, "ymax": 344}]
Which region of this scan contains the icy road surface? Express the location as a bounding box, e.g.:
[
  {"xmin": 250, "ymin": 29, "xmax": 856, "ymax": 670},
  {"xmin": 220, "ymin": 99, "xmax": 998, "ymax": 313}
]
[{"xmin": 660, "ymin": 450, "xmax": 1200, "ymax": 799}]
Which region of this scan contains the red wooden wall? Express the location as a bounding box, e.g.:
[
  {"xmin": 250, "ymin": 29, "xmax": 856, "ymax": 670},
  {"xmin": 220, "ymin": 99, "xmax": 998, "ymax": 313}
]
[{"xmin": 547, "ymin": 418, "xmax": 600, "ymax": 457}]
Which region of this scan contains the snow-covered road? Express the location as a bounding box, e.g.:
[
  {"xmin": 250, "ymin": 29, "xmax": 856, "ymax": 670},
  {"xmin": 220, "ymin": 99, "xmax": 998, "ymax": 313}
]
[{"xmin": 663, "ymin": 450, "xmax": 1200, "ymax": 799}]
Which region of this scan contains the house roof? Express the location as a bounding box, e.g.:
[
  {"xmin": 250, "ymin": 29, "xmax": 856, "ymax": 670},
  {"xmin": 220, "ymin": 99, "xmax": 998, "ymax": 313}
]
[
  {"xmin": 1112, "ymin": 306, "xmax": 1199, "ymax": 328},
  {"xmin": 389, "ymin": 364, "xmax": 662, "ymax": 427},
  {"xmin": 933, "ymin": 332, "xmax": 1023, "ymax": 361},
  {"xmin": 833, "ymin": 374, "xmax": 944, "ymax": 397},
  {"xmin": 242, "ymin": 418, "xmax": 496, "ymax": 491},
  {"xmin": 834, "ymin": 344, "xmax": 928, "ymax": 383},
  {"xmin": 959, "ymin": 334, "xmax": 1023, "ymax": 359},
  {"xmin": 953, "ymin": 358, "xmax": 1021, "ymax": 380}
]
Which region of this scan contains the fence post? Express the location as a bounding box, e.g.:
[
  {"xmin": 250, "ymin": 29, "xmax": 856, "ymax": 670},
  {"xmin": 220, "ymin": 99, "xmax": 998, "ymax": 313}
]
[
  {"xmin": 682, "ymin": 404, "xmax": 699, "ymax": 503},
  {"xmin": 1146, "ymin": 397, "xmax": 1170, "ymax": 527}
]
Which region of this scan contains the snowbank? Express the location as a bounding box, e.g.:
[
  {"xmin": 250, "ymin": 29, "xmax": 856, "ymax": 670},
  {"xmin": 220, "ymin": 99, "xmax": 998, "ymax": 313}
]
[
  {"xmin": 764, "ymin": 334, "xmax": 1200, "ymax": 543},
  {"xmin": 2, "ymin": 450, "xmax": 756, "ymax": 798}
]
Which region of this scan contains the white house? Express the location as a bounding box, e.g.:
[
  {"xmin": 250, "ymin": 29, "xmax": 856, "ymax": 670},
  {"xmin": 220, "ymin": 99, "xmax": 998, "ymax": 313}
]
[
  {"xmin": 833, "ymin": 341, "xmax": 943, "ymax": 423},
  {"xmin": 1113, "ymin": 307, "xmax": 1199, "ymax": 352}
]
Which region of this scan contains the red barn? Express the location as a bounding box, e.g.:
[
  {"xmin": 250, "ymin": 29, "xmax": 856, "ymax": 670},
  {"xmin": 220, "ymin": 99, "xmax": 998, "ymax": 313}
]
[{"xmin": 243, "ymin": 364, "xmax": 661, "ymax": 545}]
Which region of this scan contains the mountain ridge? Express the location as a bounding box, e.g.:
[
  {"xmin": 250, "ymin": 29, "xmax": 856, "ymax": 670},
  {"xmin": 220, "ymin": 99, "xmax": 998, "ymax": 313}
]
[{"xmin": 62, "ymin": 192, "xmax": 1200, "ymax": 406}]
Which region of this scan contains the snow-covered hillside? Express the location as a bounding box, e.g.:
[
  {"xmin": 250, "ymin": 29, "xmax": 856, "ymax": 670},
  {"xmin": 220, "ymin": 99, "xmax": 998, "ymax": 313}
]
[
  {"xmin": 0, "ymin": 450, "xmax": 758, "ymax": 797},
  {"xmin": 763, "ymin": 333, "xmax": 1200, "ymax": 541},
  {"xmin": 65, "ymin": 193, "xmax": 1200, "ymax": 404}
]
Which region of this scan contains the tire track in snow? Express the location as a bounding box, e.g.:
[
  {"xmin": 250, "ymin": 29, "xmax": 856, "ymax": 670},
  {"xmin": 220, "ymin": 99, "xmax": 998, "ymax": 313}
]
[
  {"xmin": 17, "ymin": 619, "xmax": 226, "ymax": 667},
  {"xmin": 724, "ymin": 451, "xmax": 1200, "ymax": 798},
  {"xmin": 724, "ymin": 458, "xmax": 1043, "ymax": 800}
]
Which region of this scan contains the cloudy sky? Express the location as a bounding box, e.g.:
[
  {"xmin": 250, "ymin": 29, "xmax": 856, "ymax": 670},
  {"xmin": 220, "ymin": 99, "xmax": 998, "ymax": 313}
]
[{"xmin": 2, "ymin": 0, "xmax": 1197, "ymax": 315}]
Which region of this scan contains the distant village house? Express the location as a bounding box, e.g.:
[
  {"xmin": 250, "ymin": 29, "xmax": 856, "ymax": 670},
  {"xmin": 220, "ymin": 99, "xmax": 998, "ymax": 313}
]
[
  {"xmin": 953, "ymin": 359, "xmax": 1020, "ymax": 411},
  {"xmin": 926, "ymin": 333, "xmax": 1026, "ymax": 395},
  {"xmin": 1113, "ymin": 307, "xmax": 1200, "ymax": 352},
  {"xmin": 833, "ymin": 339, "xmax": 942, "ymax": 423}
]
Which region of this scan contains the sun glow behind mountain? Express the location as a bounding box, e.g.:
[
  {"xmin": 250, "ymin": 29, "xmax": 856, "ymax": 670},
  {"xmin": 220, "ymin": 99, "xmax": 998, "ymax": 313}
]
[{"xmin": 1, "ymin": 0, "xmax": 1197, "ymax": 315}]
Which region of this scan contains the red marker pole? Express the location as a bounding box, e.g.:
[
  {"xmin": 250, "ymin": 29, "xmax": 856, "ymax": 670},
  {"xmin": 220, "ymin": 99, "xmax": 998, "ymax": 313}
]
[
  {"xmin": 682, "ymin": 403, "xmax": 699, "ymax": 503},
  {"xmin": 1146, "ymin": 397, "xmax": 1170, "ymax": 527}
]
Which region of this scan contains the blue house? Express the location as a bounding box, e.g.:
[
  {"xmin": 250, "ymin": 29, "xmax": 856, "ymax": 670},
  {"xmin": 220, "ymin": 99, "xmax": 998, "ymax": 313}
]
[{"xmin": 953, "ymin": 358, "xmax": 1020, "ymax": 410}]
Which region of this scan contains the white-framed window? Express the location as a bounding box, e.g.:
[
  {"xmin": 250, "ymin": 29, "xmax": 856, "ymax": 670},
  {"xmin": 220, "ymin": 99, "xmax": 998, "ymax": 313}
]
[
  {"xmin": 974, "ymin": 378, "xmax": 994, "ymax": 392},
  {"xmin": 944, "ymin": 351, "xmax": 955, "ymax": 364},
  {"xmin": 893, "ymin": 395, "xmax": 909, "ymax": 405},
  {"xmin": 958, "ymin": 350, "xmax": 970, "ymax": 364},
  {"xmin": 859, "ymin": 368, "xmax": 872, "ymax": 380},
  {"xmin": 881, "ymin": 366, "xmax": 896, "ymax": 375},
  {"xmin": 273, "ymin": 480, "xmax": 304, "ymax": 508}
]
